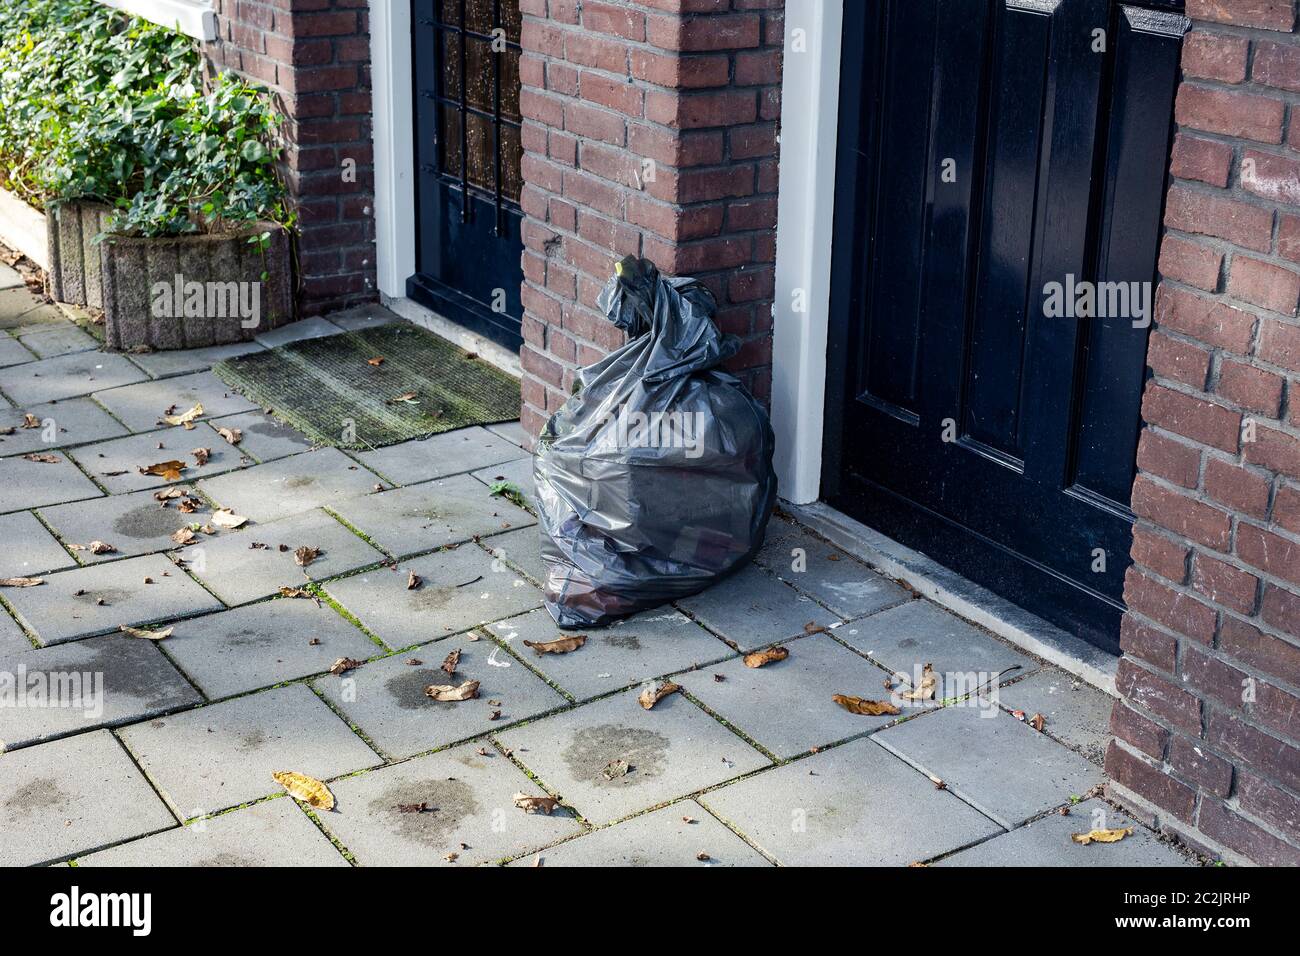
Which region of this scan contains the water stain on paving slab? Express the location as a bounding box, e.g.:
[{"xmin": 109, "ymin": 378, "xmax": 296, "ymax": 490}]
[
  {"xmin": 112, "ymin": 503, "xmax": 189, "ymax": 540},
  {"xmin": 284, "ymin": 476, "xmax": 317, "ymax": 490},
  {"xmin": 603, "ymin": 634, "xmax": 642, "ymax": 651},
  {"xmin": 562, "ymin": 724, "xmax": 670, "ymax": 788},
  {"xmin": 406, "ymin": 586, "xmax": 457, "ymax": 613},
  {"xmin": 239, "ymin": 729, "xmax": 268, "ymax": 750},
  {"xmin": 193, "ymin": 852, "xmax": 261, "ymax": 867},
  {"xmin": 225, "ymin": 627, "xmax": 277, "ymax": 648},
  {"xmin": 384, "ymin": 668, "xmax": 450, "ymax": 711},
  {"xmin": 72, "ymin": 587, "xmax": 133, "ymax": 606},
  {"xmin": 366, "ymin": 779, "xmax": 480, "ymax": 846},
  {"xmin": 81, "ymin": 644, "xmax": 177, "ymax": 706},
  {"xmin": 4, "ymin": 777, "xmax": 69, "ymax": 816}
]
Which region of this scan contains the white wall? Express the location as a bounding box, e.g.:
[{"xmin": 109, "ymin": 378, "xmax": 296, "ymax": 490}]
[{"xmin": 93, "ymin": 0, "xmax": 215, "ymax": 41}]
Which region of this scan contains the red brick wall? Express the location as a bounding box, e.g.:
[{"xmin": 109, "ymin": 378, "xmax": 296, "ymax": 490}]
[
  {"xmin": 205, "ymin": 0, "xmax": 377, "ymax": 317},
  {"xmin": 515, "ymin": 0, "xmax": 784, "ymax": 440},
  {"xmin": 1108, "ymin": 0, "xmax": 1300, "ymax": 866}
]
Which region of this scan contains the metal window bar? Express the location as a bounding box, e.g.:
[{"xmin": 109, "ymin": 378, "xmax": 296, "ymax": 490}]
[
  {"xmin": 492, "ymin": 0, "xmax": 503, "ymax": 236},
  {"xmin": 458, "ymin": 0, "xmax": 469, "ymax": 224}
]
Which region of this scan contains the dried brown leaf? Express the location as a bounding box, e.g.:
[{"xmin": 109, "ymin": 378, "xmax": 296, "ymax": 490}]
[
  {"xmin": 425, "ymin": 679, "xmax": 480, "ymax": 702},
  {"xmin": 522, "ymin": 635, "xmax": 587, "ymax": 655},
  {"xmin": 638, "ymin": 680, "xmax": 680, "ymax": 710},
  {"xmin": 1028, "ymin": 712, "xmax": 1046, "ymax": 732},
  {"xmin": 1071, "ymin": 827, "xmax": 1134, "ymax": 846},
  {"xmin": 330, "ymin": 657, "xmax": 364, "ymax": 675},
  {"xmin": 119, "ymin": 624, "xmax": 174, "ymax": 641},
  {"xmin": 171, "ymin": 527, "xmax": 196, "ymax": 546},
  {"xmin": 21, "ymin": 413, "xmax": 40, "ymax": 429},
  {"xmin": 272, "ymin": 770, "xmax": 335, "ymax": 811},
  {"xmin": 367, "ymin": 356, "xmax": 385, "ymax": 366},
  {"xmin": 210, "ymin": 508, "xmax": 248, "ymax": 529},
  {"xmin": 215, "ymin": 426, "xmax": 242, "ymax": 446},
  {"xmin": 832, "ymin": 694, "xmax": 901, "ymax": 716},
  {"xmin": 22, "ymin": 453, "xmax": 60, "ymax": 463},
  {"xmin": 900, "ymin": 663, "xmax": 937, "ymax": 701},
  {"xmin": 441, "ymin": 648, "xmax": 461, "ymax": 676},
  {"xmin": 163, "ymin": 403, "xmax": 204, "ymax": 429},
  {"xmin": 407, "ymin": 570, "xmax": 421, "ymax": 590},
  {"xmin": 743, "ymin": 645, "xmax": 789, "ymax": 668},
  {"xmin": 140, "ymin": 460, "xmax": 187, "ymax": 482},
  {"xmin": 294, "ymin": 546, "xmax": 320, "ymax": 567},
  {"xmin": 191, "ymin": 447, "xmax": 211, "ymax": 466},
  {"xmin": 87, "ymin": 540, "xmax": 116, "ymax": 555},
  {"xmin": 513, "ymin": 793, "xmax": 560, "ymax": 815},
  {"xmin": 0, "ymin": 576, "xmax": 43, "ymax": 587}
]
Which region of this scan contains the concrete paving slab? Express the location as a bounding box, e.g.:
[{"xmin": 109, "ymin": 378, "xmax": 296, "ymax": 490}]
[
  {"xmin": 127, "ymin": 340, "xmax": 265, "ymax": 379},
  {"xmin": 688, "ymin": 634, "xmax": 907, "ymax": 758},
  {"xmin": 176, "ymin": 509, "xmax": 385, "ymax": 605},
  {"xmin": 38, "ymin": 485, "xmax": 204, "ymax": 562},
  {"xmin": 0, "ymin": 397, "xmax": 130, "ymax": 458},
  {"xmin": 196, "ymin": 447, "xmax": 378, "ymax": 522},
  {"xmin": 317, "ymin": 742, "xmax": 584, "ymax": 865},
  {"xmin": 676, "ymin": 564, "xmax": 839, "ymax": 652},
  {"xmin": 0, "ymin": 634, "xmax": 202, "ymax": 750},
  {"xmin": 67, "ymin": 424, "xmax": 250, "ymax": 494},
  {"xmin": 19, "ymin": 324, "xmax": 99, "ymax": 359},
  {"xmin": 77, "ymin": 797, "xmax": 348, "ymax": 867},
  {"xmin": 0, "ymin": 333, "xmax": 35, "ymax": 367},
  {"xmin": 0, "ymin": 351, "xmax": 148, "ymax": 405},
  {"xmin": 873, "ymin": 705, "xmax": 1105, "ymax": 829},
  {"xmin": 496, "ymin": 686, "xmax": 770, "ymax": 826},
  {"xmin": 118, "ymin": 683, "xmax": 381, "ymax": 817},
  {"xmin": 204, "ymin": 411, "xmax": 314, "ymax": 462},
  {"xmin": 0, "ymin": 510, "xmax": 76, "ymax": 576},
  {"xmin": 470, "ymin": 456, "xmax": 536, "ymax": 512},
  {"xmin": 326, "ymin": 306, "xmax": 398, "ymax": 332},
  {"xmin": 513, "ymin": 801, "xmax": 770, "ymax": 867},
  {"xmin": 0, "ymin": 262, "xmax": 21, "ymax": 289},
  {"xmin": 935, "ymin": 798, "xmax": 1192, "ymax": 866},
  {"xmin": 328, "ymin": 473, "xmax": 535, "ymax": 558},
  {"xmin": 481, "ymin": 526, "xmax": 546, "ymax": 585},
  {"xmin": 0, "ymin": 453, "xmax": 102, "ymax": 514},
  {"xmin": 0, "ymin": 287, "xmax": 57, "ymax": 328},
  {"xmin": 997, "ymin": 668, "xmax": 1115, "ymax": 766},
  {"xmin": 356, "ymin": 426, "xmax": 525, "ymax": 485},
  {"xmin": 835, "ymin": 598, "xmax": 1038, "ymax": 693},
  {"xmin": 92, "ymin": 370, "xmax": 257, "ymax": 432},
  {"xmin": 255, "ymin": 317, "xmax": 344, "ymax": 348},
  {"xmin": 2, "ymin": 554, "xmax": 223, "ymax": 645},
  {"xmin": 161, "ymin": 599, "xmax": 386, "ymax": 698},
  {"xmin": 323, "ymin": 545, "xmax": 542, "ymax": 645},
  {"xmin": 0, "ymin": 729, "xmax": 177, "ymax": 866},
  {"xmin": 756, "ymin": 517, "xmax": 911, "ymax": 619},
  {"xmin": 485, "ymin": 420, "xmax": 529, "ymax": 449},
  {"xmin": 700, "ymin": 737, "xmax": 1003, "ymax": 866},
  {"xmin": 486, "ymin": 607, "xmax": 732, "ymax": 701},
  {"xmin": 313, "ymin": 632, "xmax": 568, "ymax": 759},
  {"xmin": 0, "ymin": 610, "xmax": 33, "ymax": 653}
]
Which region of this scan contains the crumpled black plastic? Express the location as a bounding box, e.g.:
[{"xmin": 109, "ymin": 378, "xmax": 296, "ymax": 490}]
[{"xmin": 534, "ymin": 255, "xmax": 778, "ymax": 628}]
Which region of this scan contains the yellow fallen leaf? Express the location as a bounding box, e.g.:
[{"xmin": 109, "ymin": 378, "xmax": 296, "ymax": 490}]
[
  {"xmin": 272, "ymin": 770, "xmax": 335, "ymax": 811},
  {"xmin": 164, "ymin": 403, "xmax": 204, "ymax": 429},
  {"xmin": 743, "ymin": 645, "xmax": 789, "ymax": 668},
  {"xmin": 523, "ymin": 635, "xmax": 587, "ymax": 655},
  {"xmin": 140, "ymin": 460, "xmax": 187, "ymax": 482},
  {"xmin": 119, "ymin": 624, "xmax": 174, "ymax": 641},
  {"xmin": 832, "ymin": 694, "xmax": 901, "ymax": 716},
  {"xmin": 1071, "ymin": 827, "xmax": 1134, "ymax": 846}
]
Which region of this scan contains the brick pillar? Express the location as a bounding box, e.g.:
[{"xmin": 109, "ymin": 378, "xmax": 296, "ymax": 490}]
[
  {"xmin": 205, "ymin": 0, "xmax": 377, "ymax": 317},
  {"xmin": 516, "ymin": 0, "xmax": 784, "ymax": 441},
  {"xmin": 1108, "ymin": 0, "xmax": 1300, "ymax": 866}
]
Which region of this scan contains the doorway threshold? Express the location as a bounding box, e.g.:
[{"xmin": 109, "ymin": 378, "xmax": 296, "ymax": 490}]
[
  {"xmin": 382, "ymin": 293, "xmax": 522, "ymax": 379},
  {"xmin": 784, "ymin": 500, "xmax": 1119, "ymax": 696}
]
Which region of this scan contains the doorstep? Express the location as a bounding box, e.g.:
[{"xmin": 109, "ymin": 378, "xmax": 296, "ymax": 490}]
[
  {"xmin": 382, "ymin": 293, "xmax": 522, "ymax": 379},
  {"xmin": 0, "ymin": 186, "xmax": 48, "ymax": 270},
  {"xmin": 785, "ymin": 500, "xmax": 1119, "ymax": 696}
]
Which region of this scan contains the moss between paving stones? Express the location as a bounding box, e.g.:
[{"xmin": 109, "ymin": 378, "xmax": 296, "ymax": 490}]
[{"xmin": 212, "ymin": 323, "xmax": 520, "ymax": 449}]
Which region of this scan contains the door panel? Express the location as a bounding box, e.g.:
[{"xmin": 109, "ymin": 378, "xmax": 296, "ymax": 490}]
[
  {"xmin": 823, "ymin": 0, "xmax": 1188, "ymax": 652},
  {"xmin": 411, "ymin": 0, "xmax": 524, "ymax": 351}
]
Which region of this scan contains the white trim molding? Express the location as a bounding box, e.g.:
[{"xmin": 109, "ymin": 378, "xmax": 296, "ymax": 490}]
[
  {"xmin": 370, "ymin": 0, "xmax": 417, "ymax": 299},
  {"xmin": 94, "ymin": 0, "xmax": 216, "ymax": 41},
  {"xmin": 770, "ymin": 0, "xmax": 843, "ymax": 505}
]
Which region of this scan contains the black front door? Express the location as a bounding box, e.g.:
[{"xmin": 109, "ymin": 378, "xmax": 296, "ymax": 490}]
[
  {"xmin": 411, "ymin": 0, "xmax": 524, "ymax": 351},
  {"xmin": 823, "ymin": 0, "xmax": 1188, "ymax": 653}
]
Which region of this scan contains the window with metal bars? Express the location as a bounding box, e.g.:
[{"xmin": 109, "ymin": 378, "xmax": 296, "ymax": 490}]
[{"xmin": 421, "ymin": 0, "xmax": 523, "ymax": 236}]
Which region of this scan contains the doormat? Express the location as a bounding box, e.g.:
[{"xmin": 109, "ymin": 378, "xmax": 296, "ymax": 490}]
[{"xmin": 212, "ymin": 323, "xmax": 520, "ymax": 450}]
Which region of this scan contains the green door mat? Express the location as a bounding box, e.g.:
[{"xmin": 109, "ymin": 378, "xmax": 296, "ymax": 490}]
[{"xmin": 213, "ymin": 323, "xmax": 521, "ymax": 450}]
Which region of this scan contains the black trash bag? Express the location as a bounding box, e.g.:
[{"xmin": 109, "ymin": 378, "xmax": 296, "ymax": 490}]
[{"xmin": 534, "ymin": 255, "xmax": 778, "ymax": 628}]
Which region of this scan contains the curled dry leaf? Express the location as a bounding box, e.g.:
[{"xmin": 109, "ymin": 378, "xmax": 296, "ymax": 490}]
[
  {"xmin": 1071, "ymin": 827, "xmax": 1134, "ymax": 846},
  {"xmin": 441, "ymin": 648, "xmax": 461, "ymax": 676},
  {"xmin": 803, "ymin": 621, "xmax": 829, "ymax": 635},
  {"xmin": 522, "ymin": 635, "xmax": 587, "ymax": 655},
  {"xmin": 387, "ymin": 391, "xmax": 420, "ymax": 404},
  {"xmin": 602, "ymin": 759, "xmax": 630, "ymax": 780},
  {"xmin": 330, "ymin": 657, "xmax": 364, "ymax": 675},
  {"xmin": 191, "ymin": 447, "xmax": 211, "ymax": 466},
  {"xmin": 294, "ymin": 546, "xmax": 320, "ymax": 568},
  {"xmin": 210, "ymin": 508, "xmax": 248, "ymax": 530},
  {"xmin": 272, "ymin": 770, "xmax": 335, "ymax": 811},
  {"xmin": 154, "ymin": 488, "xmax": 184, "ymax": 501},
  {"xmin": 87, "ymin": 540, "xmax": 116, "ymax": 555},
  {"xmin": 0, "ymin": 577, "xmax": 43, "ymax": 588},
  {"xmin": 119, "ymin": 624, "xmax": 174, "ymax": 641},
  {"xmin": 1028, "ymin": 712, "xmax": 1047, "ymax": 732},
  {"xmin": 396, "ymin": 802, "xmax": 432, "ymax": 814},
  {"xmin": 425, "ymin": 679, "xmax": 480, "ymax": 702},
  {"xmin": 278, "ymin": 586, "xmax": 319, "ymax": 606},
  {"xmin": 638, "ymin": 680, "xmax": 680, "ymax": 710},
  {"xmin": 163, "ymin": 403, "xmax": 204, "ymax": 429},
  {"xmin": 171, "ymin": 527, "xmax": 196, "ymax": 546},
  {"xmin": 900, "ymin": 663, "xmax": 937, "ymax": 701},
  {"xmin": 177, "ymin": 496, "xmax": 200, "ymax": 514},
  {"xmin": 743, "ymin": 645, "xmax": 789, "ymax": 668},
  {"xmin": 832, "ymin": 694, "xmax": 901, "ymax": 716},
  {"xmin": 21, "ymin": 413, "xmax": 40, "ymax": 429},
  {"xmin": 22, "ymin": 453, "xmax": 60, "ymax": 463},
  {"xmin": 215, "ymin": 425, "xmax": 242, "ymax": 446},
  {"xmin": 407, "ymin": 570, "xmax": 421, "ymax": 590},
  {"xmin": 140, "ymin": 460, "xmax": 186, "ymax": 482},
  {"xmin": 513, "ymin": 793, "xmax": 560, "ymax": 815},
  {"xmin": 367, "ymin": 356, "xmax": 385, "ymax": 366}
]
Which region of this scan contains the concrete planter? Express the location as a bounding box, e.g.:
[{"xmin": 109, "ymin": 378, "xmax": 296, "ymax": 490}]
[
  {"xmin": 47, "ymin": 200, "xmax": 115, "ymax": 308},
  {"xmin": 99, "ymin": 222, "xmax": 294, "ymax": 350}
]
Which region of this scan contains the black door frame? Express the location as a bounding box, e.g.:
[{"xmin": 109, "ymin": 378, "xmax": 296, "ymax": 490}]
[{"xmin": 821, "ymin": 0, "xmax": 1188, "ymax": 652}]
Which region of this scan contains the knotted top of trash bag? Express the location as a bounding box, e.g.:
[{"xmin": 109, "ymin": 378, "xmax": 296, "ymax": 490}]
[{"xmin": 596, "ymin": 255, "xmax": 739, "ymax": 384}]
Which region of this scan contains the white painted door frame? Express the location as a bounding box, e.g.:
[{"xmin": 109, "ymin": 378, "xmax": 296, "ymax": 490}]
[
  {"xmin": 771, "ymin": 0, "xmax": 843, "ymax": 505},
  {"xmin": 369, "ymin": 0, "xmax": 417, "ymax": 300}
]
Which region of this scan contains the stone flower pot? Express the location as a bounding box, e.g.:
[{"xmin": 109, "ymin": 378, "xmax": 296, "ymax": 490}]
[
  {"xmin": 99, "ymin": 223, "xmax": 293, "ymax": 350},
  {"xmin": 46, "ymin": 200, "xmax": 114, "ymax": 309}
]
